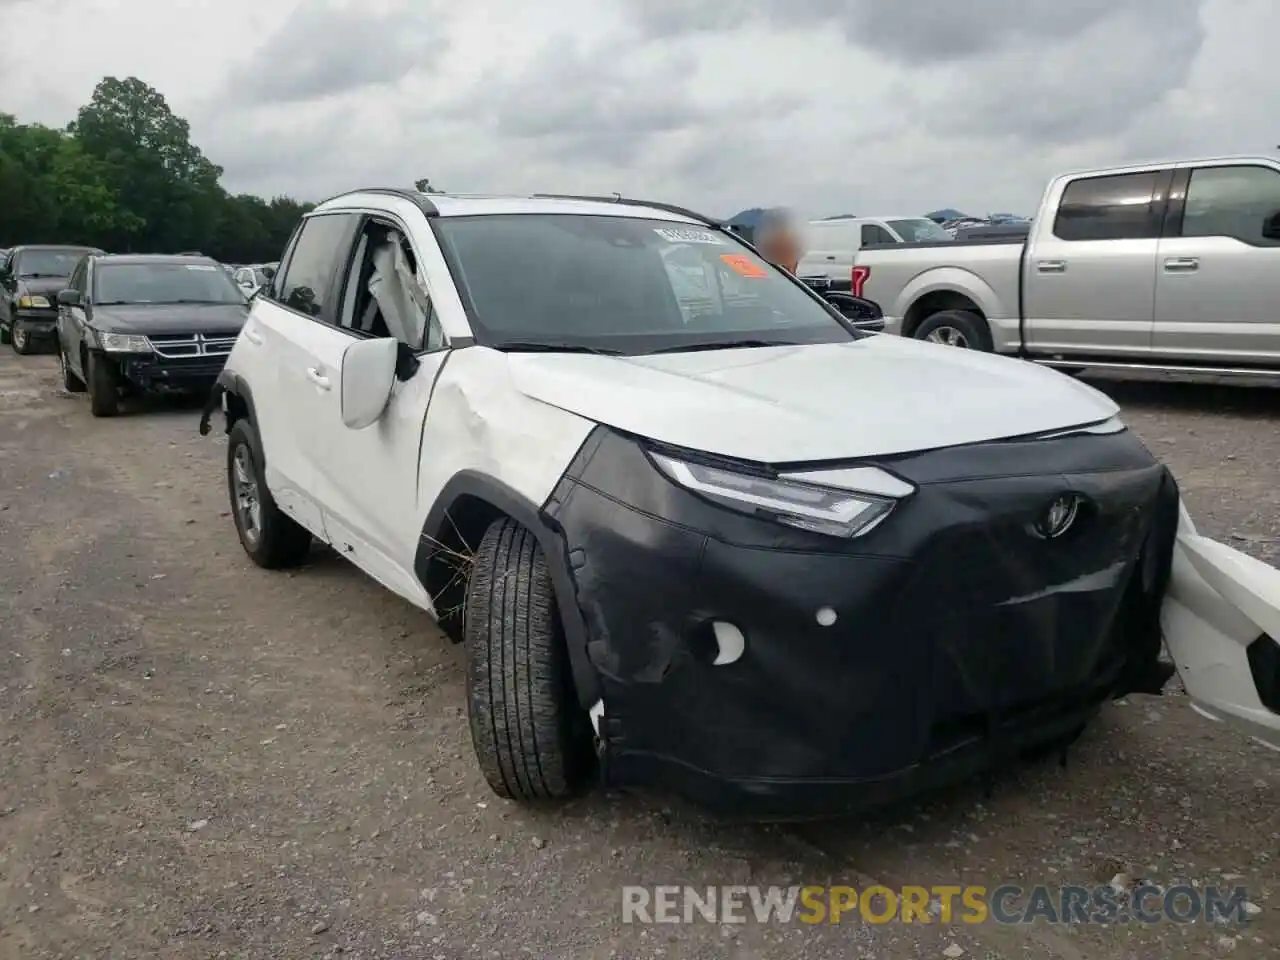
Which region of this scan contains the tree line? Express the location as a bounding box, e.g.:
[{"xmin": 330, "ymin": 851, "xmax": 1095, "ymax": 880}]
[{"xmin": 0, "ymin": 77, "xmax": 313, "ymax": 264}]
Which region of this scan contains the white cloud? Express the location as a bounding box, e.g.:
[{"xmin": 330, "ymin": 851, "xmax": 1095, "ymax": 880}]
[{"xmin": 2, "ymin": 0, "xmax": 1275, "ymax": 219}]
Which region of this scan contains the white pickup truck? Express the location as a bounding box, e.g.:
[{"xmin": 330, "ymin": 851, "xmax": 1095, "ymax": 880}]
[{"xmin": 853, "ymin": 156, "xmax": 1280, "ymax": 384}]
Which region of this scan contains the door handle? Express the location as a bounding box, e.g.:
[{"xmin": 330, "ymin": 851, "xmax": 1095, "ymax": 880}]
[
  {"xmin": 304, "ymin": 366, "xmax": 331, "ymax": 390},
  {"xmin": 825, "ymin": 255, "xmax": 836, "ymax": 260},
  {"xmin": 243, "ymin": 327, "xmax": 263, "ymax": 345},
  {"xmin": 1164, "ymin": 257, "xmax": 1199, "ymax": 272},
  {"xmin": 1036, "ymin": 260, "xmax": 1066, "ymax": 273}
]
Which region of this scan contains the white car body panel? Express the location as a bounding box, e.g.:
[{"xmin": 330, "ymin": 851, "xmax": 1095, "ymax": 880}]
[
  {"xmin": 1162, "ymin": 503, "xmax": 1280, "ymax": 747},
  {"xmin": 506, "ymin": 335, "xmax": 1118, "ymax": 463},
  {"xmin": 227, "ymin": 304, "xmax": 326, "ymax": 538}
]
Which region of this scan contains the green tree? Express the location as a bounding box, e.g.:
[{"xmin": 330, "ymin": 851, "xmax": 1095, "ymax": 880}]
[{"xmin": 0, "ymin": 76, "xmax": 317, "ymax": 263}]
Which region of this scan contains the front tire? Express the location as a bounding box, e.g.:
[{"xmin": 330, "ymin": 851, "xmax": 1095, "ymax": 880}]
[
  {"xmin": 226, "ymin": 419, "xmax": 312, "ymax": 569},
  {"xmin": 464, "ymin": 517, "xmax": 594, "ymax": 802},
  {"xmin": 914, "ymin": 309, "xmax": 993, "ymax": 351},
  {"xmin": 11, "ymin": 319, "xmax": 33, "ymax": 355},
  {"xmin": 88, "ymin": 352, "xmax": 121, "ymax": 416}
]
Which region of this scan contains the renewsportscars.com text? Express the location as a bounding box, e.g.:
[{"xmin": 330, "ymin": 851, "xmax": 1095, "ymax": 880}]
[{"xmin": 621, "ymin": 884, "xmax": 1254, "ymax": 926}]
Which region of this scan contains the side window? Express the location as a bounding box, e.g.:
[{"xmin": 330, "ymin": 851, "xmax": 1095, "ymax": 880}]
[
  {"xmin": 276, "ymin": 214, "xmax": 358, "ymax": 319},
  {"xmin": 1052, "ymin": 172, "xmax": 1161, "ymax": 242},
  {"xmin": 1180, "ymin": 165, "xmax": 1280, "ymax": 246},
  {"xmin": 860, "ymin": 224, "xmax": 895, "ymax": 246},
  {"xmin": 336, "ymin": 219, "xmax": 435, "ymax": 349}
]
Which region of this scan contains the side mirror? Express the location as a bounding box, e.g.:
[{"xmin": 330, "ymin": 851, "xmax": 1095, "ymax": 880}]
[
  {"xmin": 56, "ymin": 289, "xmax": 81, "ymax": 307},
  {"xmin": 1263, "ymin": 211, "xmax": 1280, "ymax": 241},
  {"xmin": 340, "ymin": 337, "xmax": 398, "ymax": 429}
]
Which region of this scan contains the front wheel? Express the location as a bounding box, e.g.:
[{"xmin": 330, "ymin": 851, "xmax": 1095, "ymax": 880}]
[
  {"xmin": 914, "ymin": 309, "xmax": 993, "ymax": 351},
  {"xmin": 88, "ymin": 352, "xmax": 121, "ymax": 417},
  {"xmin": 226, "ymin": 419, "xmax": 311, "ymax": 569},
  {"xmin": 11, "ymin": 319, "xmax": 33, "ymax": 355},
  {"xmin": 464, "ymin": 517, "xmax": 595, "ymax": 802}
]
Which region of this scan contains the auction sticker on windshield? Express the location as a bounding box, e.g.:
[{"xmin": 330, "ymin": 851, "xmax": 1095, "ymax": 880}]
[
  {"xmin": 654, "ymin": 227, "xmax": 724, "ymax": 244},
  {"xmin": 720, "ymin": 254, "xmax": 768, "ymax": 278}
]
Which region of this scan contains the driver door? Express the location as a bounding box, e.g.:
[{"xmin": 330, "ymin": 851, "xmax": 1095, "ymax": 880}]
[{"xmin": 1163, "ymin": 504, "xmax": 1280, "ymax": 749}]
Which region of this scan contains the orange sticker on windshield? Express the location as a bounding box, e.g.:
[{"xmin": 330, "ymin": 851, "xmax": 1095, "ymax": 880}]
[{"xmin": 720, "ymin": 254, "xmax": 767, "ymax": 278}]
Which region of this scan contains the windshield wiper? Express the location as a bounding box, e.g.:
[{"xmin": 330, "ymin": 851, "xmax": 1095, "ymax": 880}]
[
  {"xmin": 493, "ymin": 341, "xmax": 624, "ymax": 355},
  {"xmin": 647, "ymin": 339, "xmax": 798, "ymax": 354},
  {"xmin": 20, "ymin": 273, "xmax": 68, "ymax": 279}
]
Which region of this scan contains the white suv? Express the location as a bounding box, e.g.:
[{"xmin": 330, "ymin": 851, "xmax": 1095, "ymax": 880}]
[{"xmin": 200, "ymin": 189, "xmax": 1280, "ymax": 817}]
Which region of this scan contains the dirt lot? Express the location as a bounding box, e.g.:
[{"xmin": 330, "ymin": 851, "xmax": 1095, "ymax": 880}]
[{"xmin": 1, "ymin": 351, "xmax": 1278, "ymax": 960}]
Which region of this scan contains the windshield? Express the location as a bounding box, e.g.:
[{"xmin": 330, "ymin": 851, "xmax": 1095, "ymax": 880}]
[
  {"xmin": 433, "ymin": 214, "xmax": 856, "ymax": 354},
  {"xmin": 887, "ymin": 218, "xmax": 953, "ymax": 242},
  {"xmin": 94, "ymin": 261, "xmax": 247, "ymax": 305},
  {"xmin": 15, "ymin": 248, "xmax": 92, "ymax": 278}
]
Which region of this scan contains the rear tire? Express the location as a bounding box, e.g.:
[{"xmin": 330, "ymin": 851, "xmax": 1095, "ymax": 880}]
[
  {"xmin": 88, "ymin": 352, "xmax": 121, "ymax": 416},
  {"xmin": 464, "ymin": 517, "xmax": 594, "ymax": 802},
  {"xmin": 226, "ymin": 419, "xmax": 311, "ymax": 569},
  {"xmin": 914, "ymin": 309, "xmax": 993, "ymax": 351},
  {"xmin": 58, "ymin": 337, "xmax": 85, "ymax": 393}
]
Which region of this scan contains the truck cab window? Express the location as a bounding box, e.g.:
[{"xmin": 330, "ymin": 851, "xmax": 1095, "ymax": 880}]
[
  {"xmin": 1052, "ymin": 172, "xmax": 1161, "ymax": 242},
  {"xmin": 1181, "ymin": 165, "xmax": 1280, "ymax": 246},
  {"xmin": 861, "ymin": 224, "xmax": 896, "ymax": 246}
]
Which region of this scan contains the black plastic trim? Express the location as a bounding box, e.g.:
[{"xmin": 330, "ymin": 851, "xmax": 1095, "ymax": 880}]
[
  {"xmin": 1161, "ymin": 168, "xmax": 1190, "ymax": 239},
  {"xmin": 530, "ymin": 194, "xmax": 721, "ymax": 227},
  {"xmin": 1247, "ymin": 633, "xmax": 1280, "ymax": 714},
  {"xmin": 414, "ymin": 468, "xmax": 601, "ymax": 709},
  {"xmin": 315, "ymin": 187, "xmax": 440, "ymax": 217}
]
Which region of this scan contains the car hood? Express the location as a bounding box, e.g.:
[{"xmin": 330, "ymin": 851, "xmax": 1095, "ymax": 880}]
[
  {"xmin": 91, "ymin": 303, "xmax": 249, "ymax": 334},
  {"xmin": 505, "ymin": 335, "xmax": 1120, "ymax": 463},
  {"xmin": 17, "ymin": 277, "xmax": 70, "ymax": 298}
]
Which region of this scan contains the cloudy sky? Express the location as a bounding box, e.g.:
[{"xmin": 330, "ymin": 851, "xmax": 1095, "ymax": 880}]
[{"xmin": 3, "ymin": 0, "xmax": 1274, "ymax": 218}]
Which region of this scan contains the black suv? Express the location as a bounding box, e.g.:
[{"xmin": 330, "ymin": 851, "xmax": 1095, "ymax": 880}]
[
  {"xmin": 56, "ymin": 253, "xmax": 250, "ymax": 416},
  {"xmin": 1, "ymin": 244, "xmax": 104, "ymax": 354}
]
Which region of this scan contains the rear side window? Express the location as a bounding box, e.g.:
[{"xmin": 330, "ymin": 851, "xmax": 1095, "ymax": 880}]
[
  {"xmin": 1053, "ymin": 172, "xmax": 1161, "ymax": 241},
  {"xmin": 861, "ymin": 224, "xmax": 897, "ymax": 245},
  {"xmin": 276, "ymin": 214, "xmax": 359, "ymax": 319},
  {"xmin": 1180, "ymin": 165, "xmax": 1280, "ymax": 246}
]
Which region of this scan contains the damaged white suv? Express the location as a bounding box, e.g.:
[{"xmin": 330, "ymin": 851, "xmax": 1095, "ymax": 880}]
[{"xmin": 201, "ymin": 189, "xmax": 1280, "ymax": 818}]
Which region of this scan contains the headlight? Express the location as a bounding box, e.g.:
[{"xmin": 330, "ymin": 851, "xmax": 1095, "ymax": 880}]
[
  {"xmin": 97, "ymin": 332, "xmax": 152, "ymax": 353},
  {"xmin": 17, "ymin": 295, "xmax": 50, "ymax": 308},
  {"xmin": 650, "ymin": 452, "xmax": 909, "ymax": 538}
]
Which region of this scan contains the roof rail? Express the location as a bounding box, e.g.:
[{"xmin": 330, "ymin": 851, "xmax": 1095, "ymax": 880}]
[
  {"xmin": 317, "ymin": 187, "xmax": 439, "ymax": 217},
  {"xmin": 530, "ymin": 194, "xmax": 721, "ymax": 227}
]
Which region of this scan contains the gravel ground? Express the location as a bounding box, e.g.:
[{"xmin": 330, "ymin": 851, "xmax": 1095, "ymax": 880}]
[{"xmin": 1, "ymin": 352, "xmax": 1278, "ymax": 959}]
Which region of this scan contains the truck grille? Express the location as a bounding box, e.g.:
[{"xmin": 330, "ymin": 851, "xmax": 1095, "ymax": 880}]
[{"xmin": 147, "ymin": 331, "xmax": 239, "ymax": 359}]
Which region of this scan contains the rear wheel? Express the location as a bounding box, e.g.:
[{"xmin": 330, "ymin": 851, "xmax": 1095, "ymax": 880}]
[
  {"xmin": 226, "ymin": 419, "xmax": 311, "ymax": 568},
  {"xmin": 58, "ymin": 337, "xmax": 85, "ymax": 393},
  {"xmin": 88, "ymin": 352, "xmax": 121, "ymax": 417},
  {"xmin": 464, "ymin": 517, "xmax": 594, "ymax": 802},
  {"xmin": 914, "ymin": 309, "xmax": 993, "ymax": 351}
]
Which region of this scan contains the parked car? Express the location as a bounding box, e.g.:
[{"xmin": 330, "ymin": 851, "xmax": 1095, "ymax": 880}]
[
  {"xmin": 795, "ymin": 216, "xmax": 953, "ymax": 298},
  {"xmin": 855, "ymin": 155, "xmax": 1280, "ymax": 384},
  {"xmin": 56, "ymin": 253, "xmax": 249, "ymax": 416},
  {"xmin": 232, "ymin": 264, "xmax": 273, "ymax": 296},
  {"xmin": 1, "ymin": 244, "xmax": 105, "ymax": 353},
  {"xmin": 198, "ymin": 188, "xmax": 1280, "ymax": 818}
]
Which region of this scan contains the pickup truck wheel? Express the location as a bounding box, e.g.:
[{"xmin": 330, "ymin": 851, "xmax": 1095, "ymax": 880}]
[
  {"xmin": 915, "ymin": 309, "xmax": 993, "ymax": 352},
  {"xmin": 11, "ymin": 319, "xmax": 33, "ymax": 355},
  {"xmin": 226, "ymin": 419, "xmax": 312, "ymax": 569},
  {"xmin": 88, "ymin": 353, "xmax": 121, "ymax": 417},
  {"xmin": 464, "ymin": 517, "xmax": 594, "ymax": 802}
]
